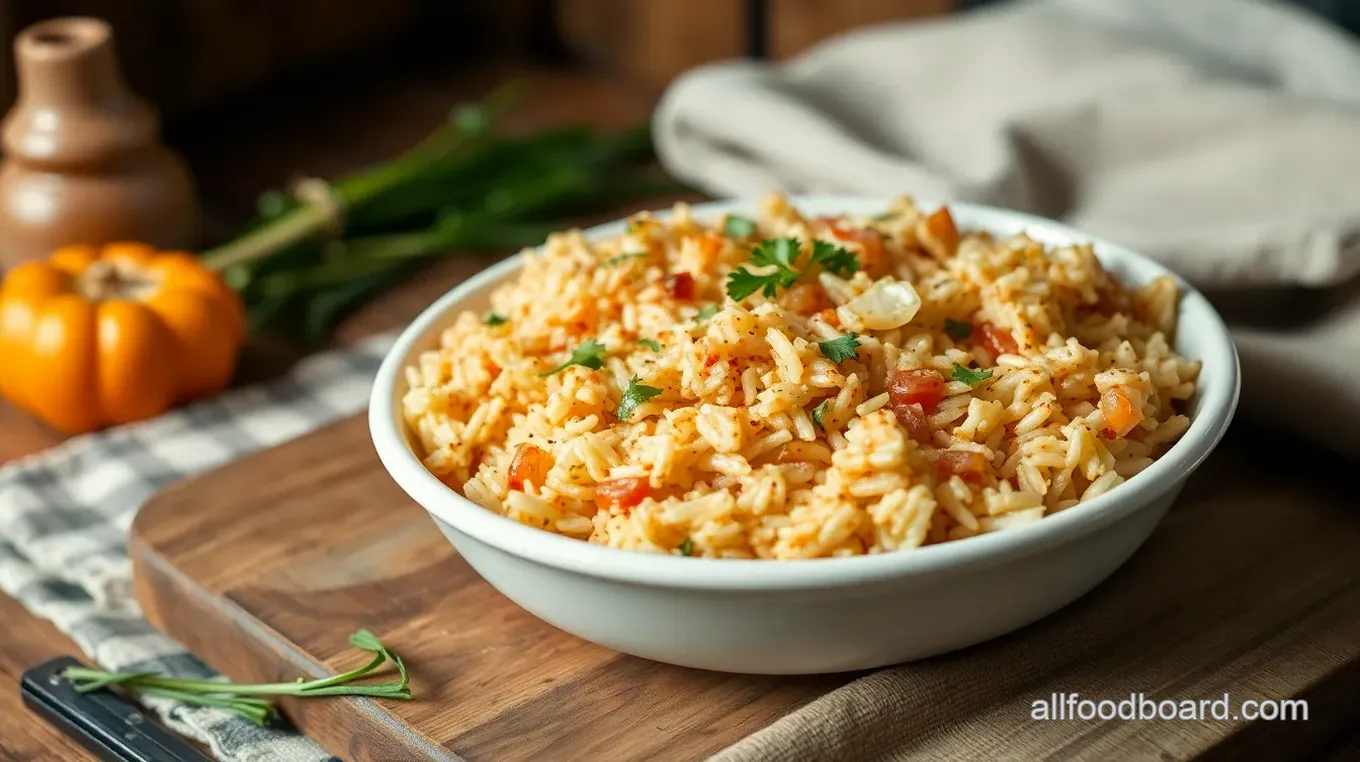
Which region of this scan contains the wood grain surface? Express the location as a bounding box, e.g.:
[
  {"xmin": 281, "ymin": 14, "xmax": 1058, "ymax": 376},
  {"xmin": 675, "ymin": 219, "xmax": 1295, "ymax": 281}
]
[
  {"xmin": 128, "ymin": 389, "xmax": 1360, "ymax": 759},
  {"xmin": 0, "ymin": 63, "xmax": 662, "ymax": 760}
]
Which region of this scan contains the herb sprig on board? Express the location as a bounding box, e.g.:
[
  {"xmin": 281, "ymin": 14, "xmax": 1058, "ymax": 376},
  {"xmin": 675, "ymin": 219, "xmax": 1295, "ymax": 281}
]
[{"xmin": 62, "ymin": 629, "xmax": 410, "ymax": 726}]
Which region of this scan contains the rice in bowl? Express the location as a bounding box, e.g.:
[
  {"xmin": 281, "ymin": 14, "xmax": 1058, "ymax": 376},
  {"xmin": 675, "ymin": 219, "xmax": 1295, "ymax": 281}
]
[{"xmin": 401, "ymin": 195, "xmax": 1201, "ymax": 560}]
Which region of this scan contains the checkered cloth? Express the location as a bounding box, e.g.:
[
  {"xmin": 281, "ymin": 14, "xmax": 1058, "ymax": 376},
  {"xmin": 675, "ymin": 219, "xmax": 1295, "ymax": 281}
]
[{"xmin": 0, "ymin": 334, "xmax": 396, "ymax": 761}]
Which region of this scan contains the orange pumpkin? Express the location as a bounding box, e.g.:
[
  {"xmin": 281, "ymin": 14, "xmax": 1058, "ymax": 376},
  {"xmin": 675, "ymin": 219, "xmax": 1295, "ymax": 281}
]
[{"xmin": 0, "ymin": 242, "xmax": 246, "ymax": 434}]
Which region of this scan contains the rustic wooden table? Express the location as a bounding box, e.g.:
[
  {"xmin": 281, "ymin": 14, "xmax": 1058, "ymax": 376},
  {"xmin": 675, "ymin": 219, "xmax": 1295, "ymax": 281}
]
[
  {"xmin": 0, "ymin": 60, "xmax": 660, "ymax": 760},
  {"xmin": 3, "ymin": 60, "xmax": 1359, "ymax": 762}
]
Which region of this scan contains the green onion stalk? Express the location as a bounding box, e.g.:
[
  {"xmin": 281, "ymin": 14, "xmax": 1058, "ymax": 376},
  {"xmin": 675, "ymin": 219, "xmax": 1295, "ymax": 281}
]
[{"xmin": 198, "ymin": 81, "xmax": 686, "ymax": 342}]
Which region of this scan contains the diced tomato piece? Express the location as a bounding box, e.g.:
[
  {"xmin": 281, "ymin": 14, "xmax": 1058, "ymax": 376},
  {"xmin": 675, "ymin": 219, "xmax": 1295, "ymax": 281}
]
[
  {"xmin": 973, "ymin": 322, "xmax": 1018, "ymax": 361},
  {"xmin": 936, "ymin": 450, "xmax": 991, "ymax": 484},
  {"xmin": 893, "ymin": 402, "xmax": 933, "ymax": 443},
  {"xmin": 665, "ymin": 272, "xmax": 696, "ymax": 300},
  {"xmin": 1100, "ymin": 386, "xmax": 1145, "ymax": 438},
  {"xmin": 508, "ymin": 443, "xmax": 549, "ymax": 492},
  {"xmin": 594, "ymin": 477, "xmax": 652, "ymax": 511},
  {"xmin": 888, "ymin": 369, "xmax": 947, "ymax": 413},
  {"xmin": 816, "ymin": 308, "xmax": 840, "ymax": 327},
  {"xmin": 780, "ymin": 283, "xmax": 832, "ymax": 315},
  {"xmin": 919, "ymin": 207, "xmax": 960, "ymax": 259},
  {"xmin": 704, "ymin": 353, "xmax": 721, "ymax": 368}
]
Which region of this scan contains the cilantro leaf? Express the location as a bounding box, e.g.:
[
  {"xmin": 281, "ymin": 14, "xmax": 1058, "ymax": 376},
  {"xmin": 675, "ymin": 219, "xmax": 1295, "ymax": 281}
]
[
  {"xmin": 811, "ymin": 399, "xmax": 830, "ymax": 430},
  {"xmin": 696, "ymin": 304, "xmax": 719, "ymax": 321},
  {"xmin": 484, "ymin": 313, "xmax": 508, "ymax": 327},
  {"xmin": 951, "ymin": 363, "xmax": 994, "ymax": 387},
  {"xmin": 679, "ymin": 537, "xmax": 694, "ymax": 556},
  {"xmin": 808, "ymin": 240, "xmax": 860, "ymax": 277},
  {"xmin": 944, "ymin": 318, "xmax": 972, "ymax": 340},
  {"xmin": 817, "ymin": 333, "xmax": 860, "ymax": 363},
  {"xmin": 751, "ymin": 238, "xmax": 801, "ymax": 270},
  {"xmin": 617, "ymin": 376, "xmax": 663, "ymax": 420},
  {"xmin": 541, "ymin": 338, "xmax": 607, "ymax": 376},
  {"xmin": 726, "ymin": 238, "xmax": 852, "ymax": 302},
  {"xmin": 726, "ymin": 267, "xmax": 775, "ymax": 300},
  {"xmin": 724, "ymin": 215, "xmax": 756, "ymax": 238},
  {"xmin": 602, "ymin": 252, "xmax": 647, "ymax": 267},
  {"xmin": 638, "ymin": 338, "xmax": 661, "ymax": 352}
]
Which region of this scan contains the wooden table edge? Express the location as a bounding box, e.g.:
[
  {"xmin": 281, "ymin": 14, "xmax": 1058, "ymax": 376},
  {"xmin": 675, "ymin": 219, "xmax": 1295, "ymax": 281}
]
[{"xmin": 130, "ymin": 479, "xmax": 462, "ymax": 762}]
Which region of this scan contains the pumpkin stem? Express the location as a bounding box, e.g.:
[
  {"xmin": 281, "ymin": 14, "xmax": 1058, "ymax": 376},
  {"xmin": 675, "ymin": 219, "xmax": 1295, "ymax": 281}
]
[{"xmin": 77, "ymin": 260, "xmax": 159, "ymax": 301}]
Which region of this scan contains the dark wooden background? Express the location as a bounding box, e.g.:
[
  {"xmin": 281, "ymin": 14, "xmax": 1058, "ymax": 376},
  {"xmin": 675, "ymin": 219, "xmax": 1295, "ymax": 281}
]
[{"xmin": 0, "ymin": 0, "xmax": 954, "ymax": 122}]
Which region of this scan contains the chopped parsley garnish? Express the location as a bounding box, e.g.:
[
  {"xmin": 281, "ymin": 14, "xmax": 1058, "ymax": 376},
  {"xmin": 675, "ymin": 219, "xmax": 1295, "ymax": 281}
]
[
  {"xmin": 679, "ymin": 537, "xmax": 694, "ymax": 556},
  {"xmin": 540, "ymin": 338, "xmax": 607, "ymax": 376},
  {"xmin": 817, "ymin": 333, "xmax": 860, "ymax": 363},
  {"xmin": 807, "ymin": 240, "xmax": 860, "ymax": 277},
  {"xmin": 484, "ymin": 313, "xmax": 508, "ymax": 327},
  {"xmin": 695, "ymin": 304, "xmax": 719, "ymax": 321},
  {"xmin": 638, "ymin": 338, "xmax": 661, "ymax": 352},
  {"xmin": 944, "ymin": 318, "xmax": 972, "ymax": 340},
  {"xmin": 601, "ymin": 251, "xmax": 647, "ymax": 267},
  {"xmin": 951, "ymin": 363, "xmax": 994, "ymax": 387},
  {"xmin": 724, "ymin": 215, "xmax": 757, "ymax": 238},
  {"xmin": 725, "ymin": 238, "xmax": 858, "ymax": 301},
  {"xmin": 811, "ymin": 399, "xmax": 831, "ymax": 430},
  {"xmin": 617, "ymin": 376, "xmax": 663, "ymax": 420}
]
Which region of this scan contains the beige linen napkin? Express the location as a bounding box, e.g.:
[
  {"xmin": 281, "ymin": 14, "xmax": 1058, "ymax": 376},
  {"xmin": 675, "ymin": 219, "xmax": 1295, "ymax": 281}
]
[{"xmin": 655, "ymin": 0, "xmax": 1360, "ymax": 460}]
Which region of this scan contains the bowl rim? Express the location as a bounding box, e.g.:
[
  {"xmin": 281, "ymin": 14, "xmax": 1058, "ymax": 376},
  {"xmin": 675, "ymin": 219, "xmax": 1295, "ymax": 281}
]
[{"xmin": 369, "ymin": 196, "xmax": 1240, "ymax": 591}]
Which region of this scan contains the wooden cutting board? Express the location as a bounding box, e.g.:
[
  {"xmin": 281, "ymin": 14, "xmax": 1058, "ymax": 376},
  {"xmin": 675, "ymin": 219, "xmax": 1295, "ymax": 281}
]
[{"xmin": 128, "ymin": 411, "xmax": 1360, "ymax": 761}]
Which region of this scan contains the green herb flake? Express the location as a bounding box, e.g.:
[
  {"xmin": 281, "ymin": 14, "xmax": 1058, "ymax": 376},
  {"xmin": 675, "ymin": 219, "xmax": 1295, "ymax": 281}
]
[
  {"xmin": 817, "ymin": 333, "xmax": 861, "ymax": 363},
  {"xmin": 695, "ymin": 304, "xmax": 719, "ymax": 321},
  {"xmin": 723, "ymin": 215, "xmax": 757, "ymax": 238},
  {"xmin": 808, "ymin": 240, "xmax": 860, "ymax": 277},
  {"xmin": 873, "ymin": 210, "xmax": 898, "ymax": 221},
  {"xmin": 951, "ymin": 363, "xmax": 994, "ymax": 387},
  {"xmin": 638, "ymin": 338, "xmax": 661, "ymax": 352},
  {"xmin": 541, "ymin": 338, "xmax": 608, "ymax": 377},
  {"xmin": 617, "ymin": 376, "xmax": 663, "ymax": 421},
  {"xmin": 811, "ymin": 399, "xmax": 831, "ymax": 430},
  {"xmin": 601, "ymin": 251, "xmax": 647, "ymax": 267},
  {"xmin": 484, "ymin": 313, "xmax": 509, "ymax": 327},
  {"xmin": 679, "ymin": 537, "xmax": 694, "ymax": 556},
  {"xmin": 944, "ymin": 318, "xmax": 972, "ymax": 340}
]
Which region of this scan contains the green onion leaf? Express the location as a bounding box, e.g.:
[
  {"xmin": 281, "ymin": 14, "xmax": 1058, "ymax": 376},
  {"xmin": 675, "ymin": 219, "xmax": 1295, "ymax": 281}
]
[
  {"xmin": 817, "ymin": 333, "xmax": 860, "ymax": 363},
  {"xmin": 944, "ymin": 318, "xmax": 972, "ymax": 340},
  {"xmin": 951, "ymin": 363, "xmax": 994, "ymax": 387},
  {"xmin": 679, "ymin": 537, "xmax": 694, "ymax": 556},
  {"xmin": 617, "ymin": 376, "xmax": 663, "ymax": 421},
  {"xmin": 484, "ymin": 313, "xmax": 509, "ymax": 326},
  {"xmin": 638, "ymin": 338, "xmax": 661, "ymax": 352},
  {"xmin": 695, "ymin": 304, "xmax": 719, "ymax": 321},
  {"xmin": 541, "ymin": 338, "xmax": 607, "ymax": 376}
]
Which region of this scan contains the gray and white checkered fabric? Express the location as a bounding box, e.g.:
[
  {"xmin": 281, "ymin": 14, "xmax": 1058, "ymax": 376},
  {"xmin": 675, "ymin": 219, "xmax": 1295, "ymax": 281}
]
[{"xmin": 0, "ymin": 333, "xmax": 397, "ymax": 761}]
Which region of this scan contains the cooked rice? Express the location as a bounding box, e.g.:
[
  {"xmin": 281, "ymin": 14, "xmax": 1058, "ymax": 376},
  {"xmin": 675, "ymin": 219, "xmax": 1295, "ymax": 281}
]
[{"xmin": 402, "ymin": 194, "xmax": 1201, "ymax": 560}]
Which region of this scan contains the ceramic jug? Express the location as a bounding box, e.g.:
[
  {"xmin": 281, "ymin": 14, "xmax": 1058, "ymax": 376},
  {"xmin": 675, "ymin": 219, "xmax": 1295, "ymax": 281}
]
[{"xmin": 0, "ymin": 17, "xmax": 198, "ymax": 268}]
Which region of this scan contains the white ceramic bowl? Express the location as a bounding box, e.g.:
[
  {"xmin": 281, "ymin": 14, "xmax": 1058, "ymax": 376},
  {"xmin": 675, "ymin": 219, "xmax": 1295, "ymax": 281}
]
[{"xmin": 369, "ymin": 197, "xmax": 1240, "ymax": 675}]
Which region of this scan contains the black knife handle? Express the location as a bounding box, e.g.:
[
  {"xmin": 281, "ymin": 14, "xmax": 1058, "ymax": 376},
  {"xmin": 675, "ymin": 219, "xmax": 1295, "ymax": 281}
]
[{"xmin": 21, "ymin": 656, "xmax": 213, "ymax": 762}]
